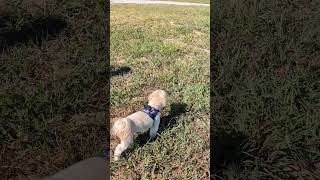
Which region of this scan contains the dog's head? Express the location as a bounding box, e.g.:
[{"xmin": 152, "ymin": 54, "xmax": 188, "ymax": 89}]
[{"xmin": 148, "ymin": 89, "xmax": 168, "ymax": 109}]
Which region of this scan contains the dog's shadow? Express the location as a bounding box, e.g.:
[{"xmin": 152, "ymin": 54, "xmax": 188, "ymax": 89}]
[
  {"xmin": 123, "ymin": 102, "xmax": 187, "ymax": 156},
  {"xmin": 211, "ymin": 130, "xmax": 250, "ymax": 179}
]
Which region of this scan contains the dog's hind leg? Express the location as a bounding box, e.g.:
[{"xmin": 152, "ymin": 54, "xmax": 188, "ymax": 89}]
[{"xmin": 114, "ymin": 136, "xmax": 133, "ymax": 161}]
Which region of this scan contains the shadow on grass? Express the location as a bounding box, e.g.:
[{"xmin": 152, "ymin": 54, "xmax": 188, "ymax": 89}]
[
  {"xmin": 0, "ymin": 15, "xmax": 67, "ymax": 50},
  {"xmin": 211, "ymin": 130, "xmax": 250, "ymax": 179},
  {"xmin": 158, "ymin": 102, "xmax": 188, "ymax": 133},
  {"xmin": 110, "ymin": 66, "xmax": 131, "ymax": 76},
  {"xmin": 123, "ymin": 102, "xmax": 187, "ymax": 156}
]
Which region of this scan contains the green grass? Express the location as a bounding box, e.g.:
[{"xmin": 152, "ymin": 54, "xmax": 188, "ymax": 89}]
[
  {"xmin": 110, "ymin": 4, "xmax": 209, "ymax": 179},
  {"xmin": 0, "ymin": 0, "xmax": 107, "ymax": 179},
  {"xmin": 160, "ymin": 0, "xmax": 210, "ymax": 4},
  {"xmin": 212, "ymin": 0, "xmax": 320, "ymax": 179}
]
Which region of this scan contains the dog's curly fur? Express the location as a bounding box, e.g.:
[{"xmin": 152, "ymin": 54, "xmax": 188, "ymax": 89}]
[{"xmin": 111, "ymin": 89, "xmax": 168, "ymax": 160}]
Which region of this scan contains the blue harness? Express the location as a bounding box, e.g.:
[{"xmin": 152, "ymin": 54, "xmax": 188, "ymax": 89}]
[{"xmin": 143, "ymin": 104, "xmax": 160, "ymax": 120}]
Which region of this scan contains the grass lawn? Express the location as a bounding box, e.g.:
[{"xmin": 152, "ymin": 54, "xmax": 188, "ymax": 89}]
[
  {"xmin": 160, "ymin": 0, "xmax": 210, "ymax": 4},
  {"xmin": 0, "ymin": 0, "xmax": 107, "ymax": 179},
  {"xmin": 110, "ymin": 4, "xmax": 209, "ymax": 179},
  {"xmin": 212, "ymin": 0, "xmax": 320, "ymax": 179}
]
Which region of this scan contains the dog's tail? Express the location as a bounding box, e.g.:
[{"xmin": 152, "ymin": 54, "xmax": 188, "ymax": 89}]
[{"xmin": 111, "ymin": 118, "xmax": 134, "ymax": 140}]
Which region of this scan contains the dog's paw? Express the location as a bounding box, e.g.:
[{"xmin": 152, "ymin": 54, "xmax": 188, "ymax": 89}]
[
  {"xmin": 114, "ymin": 156, "xmax": 119, "ymax": 161},
  {"xmin": 150, "ymin": 134, "xmax": 157, "ymax": 139}
]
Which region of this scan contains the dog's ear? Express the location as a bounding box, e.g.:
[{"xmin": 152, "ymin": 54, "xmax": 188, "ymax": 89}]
[
  {"xmin": 148, "ymin": 90, "xmax": 157, "ymax": 102},
  {"xmin": 161, "ymin": 91, "xmax": 168, "ymax": 107}
]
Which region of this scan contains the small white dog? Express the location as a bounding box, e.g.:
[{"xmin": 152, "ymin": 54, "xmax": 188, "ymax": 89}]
[{"xmin": 111, "ymin": 89, "xmax": 168, "ymax": 161}]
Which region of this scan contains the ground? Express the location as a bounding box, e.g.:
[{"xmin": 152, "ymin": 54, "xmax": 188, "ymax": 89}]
[
  {"xmin": 0, "ymin": 0, "xmax": 210, "ymax": 179},
  {"xmin": 0, "ymin": 0, "xmax": 107, "ymax": 179},
  {"xmin": 212, "ymin": 0, "xmax": 320, "ymax": 179},
  {"xmin": 1, "ymin": 0, "xmax": 318, "ymax": 179},
  {"xmin": 161, "ymin": 0, "xmax": 209, "ymax": 3},
  {"xmin": 110, "ymin": 4, "xmax": 209, "ymax": 179}
]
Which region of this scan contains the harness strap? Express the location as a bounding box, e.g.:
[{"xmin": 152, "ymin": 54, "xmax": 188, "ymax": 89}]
[{"xmin": 143, "ymin": 104, "xmax": 160, "ymax": 120}]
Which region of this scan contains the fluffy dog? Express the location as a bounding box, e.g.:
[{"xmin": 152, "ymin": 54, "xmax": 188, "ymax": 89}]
[{"xmin": 111, "ymin": 89, "xmax": 168, "ymax": 161}]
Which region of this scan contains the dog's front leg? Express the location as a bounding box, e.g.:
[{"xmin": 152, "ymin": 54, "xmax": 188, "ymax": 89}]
[{"xmin": 149, "ymin": 113, "xmax": 160, "ymax": 138}]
